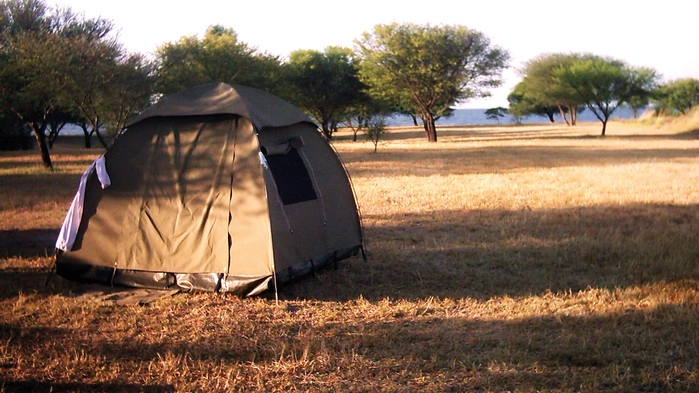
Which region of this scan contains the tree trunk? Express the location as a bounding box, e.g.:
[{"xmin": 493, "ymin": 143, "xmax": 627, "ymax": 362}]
[
  {"xmin": 47, "ymin": 123, "xmax": 63, "ymax": 149},
  {"xmin": 557, "ymin": 105, "xmax": 570, "ymax": 126},
  {"xmin": 94, "ymin": 128, "xmax": 108, "ymax": 148},
  {"xmin": 31, "ymin": 125, "xmax": 53, "ymax": 169},
  {"xmin": 321, "ymin": 122, "xmax": 332, "ymax": 140},
  {"xmin": 15, "ymin": 111, "xmax": 53, "ymax": 168},
  {"xmin": 84, "ymin": 131, "xmax": 92, "ymax": 148},
  {"xmin": 601, "ymin": 120, "xmax": 607, "ymax": 136},
  {"xmin": 422, "ymin": 113, "xmax": 438, "ymax": 142}
]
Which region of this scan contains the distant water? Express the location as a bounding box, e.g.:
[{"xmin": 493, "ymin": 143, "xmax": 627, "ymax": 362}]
[
  {"xmin": 385, "ymin": 106, "xmax": 641, "ymax": 127},
  {"xmin": 60, "ymin": 107, "xmax": 640, "ymax": 136}
]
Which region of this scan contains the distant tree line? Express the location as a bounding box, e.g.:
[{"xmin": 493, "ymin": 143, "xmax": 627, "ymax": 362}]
[
  {"xmin": 507, "ymin": 53, "xmax": 699, "ymax": 136},
  {"xmin": 2, "ymin": 0, "xmax": 698, "ymax": 167}
]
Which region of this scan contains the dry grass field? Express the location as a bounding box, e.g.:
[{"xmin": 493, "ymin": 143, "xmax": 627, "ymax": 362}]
[{"xmin": 1, "ymin": 114, "xmax": 699, "ymax": 392}]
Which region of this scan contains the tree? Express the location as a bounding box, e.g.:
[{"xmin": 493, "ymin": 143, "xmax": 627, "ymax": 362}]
[
  {"xmin": 284, "ymin": 46, "xmax": 367, "ymax": 139},
  {"xmin": 155, "ymin": 25, "xmax": 282, "ymax": 96},
  {"xmin": 365, "ymin": 117, "xmax": 387, "ymax": 153},
  {"xmin": 653, "ymin": 78, "xmax": 699, "ymax": 115},
  {"xmin": 0, "ymin": 0, "xmax": 122, "ymax": 167},
  {"xmin": 625, "ymin": 67, "xmax": 660, "ymax": 118},
  {"xmin": 484, "ymin": 106, "xmax": 507, "ymax": 124},
  {"xmin": 0, "ymin": 1, "xmax": 82, "ymax": 168},
  {"xmin": 554, "ymin": 56, "xmax": 659, "ymax": 136},
  {"xmin": 507, "ymin": 80, "xmax": 557, "ymax": 123},
  {"xmin": 64, "ymin": 40, "xmax": 154, "ymax": 148},
  {"xmin": 342, "ymin": 93, "xmax": 393, "ymax": 142},
  {"xmin": 356, "ymin": 23, "xmax": 509, "ymax": 142},
  {"xmin": 517, "ymin": 53, "xmax": 592, "ymax": 126},
  {"xmin": 57, "ymin": 9, "xmax": 135, "ymax": 148},
  {"xmin": 107, "ymin": 54, "xmax": 155, "ymax": 134}
]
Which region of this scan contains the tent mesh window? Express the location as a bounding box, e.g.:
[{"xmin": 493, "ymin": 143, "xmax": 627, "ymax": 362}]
[{"xmin": 265, "ymin": 148, "xmax": 317, "ymax": 205}]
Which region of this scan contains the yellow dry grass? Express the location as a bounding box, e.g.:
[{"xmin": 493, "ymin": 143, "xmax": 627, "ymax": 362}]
[{"xmin": 1, "ymin": 116, "xmax": 698, "ymax": 392}]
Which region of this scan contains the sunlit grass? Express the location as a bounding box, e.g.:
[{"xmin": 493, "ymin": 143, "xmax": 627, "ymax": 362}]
[{"xmin": 1, "ymin": 118, "xmax": 699, "ymax": 392}]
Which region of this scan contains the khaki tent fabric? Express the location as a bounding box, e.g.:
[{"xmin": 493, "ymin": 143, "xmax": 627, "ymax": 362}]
[
  {"xmin": 55, "ymin": 83, "xmax": 363, "ymax": 296},
  {"xmin": 128, "ymin": 82, "xmax": 311, "ymax": 129}
]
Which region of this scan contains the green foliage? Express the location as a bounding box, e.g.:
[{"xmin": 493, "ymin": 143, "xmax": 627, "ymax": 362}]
[
  {"xmin": 484, "ymin": 106, "xmax": 507, "ymax": 124},
  {"xmin": 514, "ymin": 53, "xmax": 659, "ymax": 133},
  {"xmin": 554, "ymin": 55, "xmax": 659, "ymax": 136},
  {"xmin": 1, "ymin": 0, "xmax": 83, "ymax": 167},
  {"xmin": 342, "ymin": 95, "xmax": 392, "ymax": 142},
  {"xmin": 515, "ymin": 53, "xmax": 587, "ymax": 125},
  {"xmin": 58, "ymin": 18, "xmax": 154, "ymax": 147},
  {"xmin": 625, "ymin": 66, "xmax": 659, "ymax": 118},
  {"xmin": 507, "ymin": 81, "xmax": 557, "ymax": 122},
  {"xmin": 356, "ymin": 23, "xmax": 509, "ymax": 142},
  {"xmin": 365, "ymin": 116, "xmax": 387, "ymax": 152},
  {"xmin": 0, "ymin": 0, "xmax": 149, "ymax": 165},
  {"xmin": 284, "ymin": 46, "xmax": 367, "ymax": 139},
  {"xmin": 654, "ymin": 78, "xmax": 699, "ymax": 115},
  {"xmin": 155, "ymin": 25, "xmax": 283, "ymax": 96}
]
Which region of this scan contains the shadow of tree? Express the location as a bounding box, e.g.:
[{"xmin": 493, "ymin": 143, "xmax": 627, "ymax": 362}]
[
  {"xmin": 2, "ymin": 301, "xmax": 697, "ymax": 392},
  {"xmin": 333, "ymin": 122, "xmax": 699, "ymax": 144},
  {"xmin": 341, "ymin": 144, "xmax": 699, "ymax": 178},
  {"xmin": 284, "ymin": 203, "xmax": 699, "ymax": 301},
  {"xmin": 0, "ymin": 229, "xmax": 58, "ymax": 258},
  {"xmin": 1, "ymin": 381, "xmax": 175, "ymax": 393}
]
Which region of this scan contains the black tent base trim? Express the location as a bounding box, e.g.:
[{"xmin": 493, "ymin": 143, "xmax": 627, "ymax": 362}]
[
  {"xmin": 54, "ymin": 244, "xmax": 363, "ymax": 297},
  {"xmin": 274, "ymin": 245, "xmax": 362, "ymax": 283}
]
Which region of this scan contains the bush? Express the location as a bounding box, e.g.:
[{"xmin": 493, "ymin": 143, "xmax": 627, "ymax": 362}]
[{"xmin": 366, "ymin": 117, "xmax": 387, "ymax": 152}]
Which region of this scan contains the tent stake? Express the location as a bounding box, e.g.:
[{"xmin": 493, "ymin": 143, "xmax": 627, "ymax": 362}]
[{"xmin": 273, "ymin": 270, "xmax": 279, "ymax": 306}]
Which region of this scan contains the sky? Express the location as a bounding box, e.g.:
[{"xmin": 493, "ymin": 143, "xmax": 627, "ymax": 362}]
[{"xmin": 50, "ymin": 0, "xmax": 699, "ymax": 108}]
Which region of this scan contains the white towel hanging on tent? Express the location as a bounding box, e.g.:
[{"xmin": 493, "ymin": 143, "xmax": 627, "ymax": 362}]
[{"xmin": 55, "ymin": 156, "xmax": 110, "ymax": 251}]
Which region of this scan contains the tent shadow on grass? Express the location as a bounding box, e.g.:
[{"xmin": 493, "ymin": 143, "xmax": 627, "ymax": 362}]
[{"xmin": 1, "ymin": 203, "xmax": 697, "ymax": 303}]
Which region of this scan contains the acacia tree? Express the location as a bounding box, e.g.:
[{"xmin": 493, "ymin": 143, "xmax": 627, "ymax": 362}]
[
  {"xmin": 356, "ymin": 23, "xmax": 509, "ymax": 142},
  {"xmin": 155, "ymin": 25, "xmax": 282, "ymax": 96},
  {"xmin": 507, "ymin": 80, "xmax": 558, "ymax": 123},
  {"xmin": 653, "ymin": 78, "xmax": 699, "ymax": 115},
  {"xmin": 0, "ymin": 0, "xmax": 66, "ymax": 167},
  {"xmin": 0, "ymin": 0, "xmax": 131, "ymax": 166},
  {"xmin": 554, "ymin": 56, "xmax": 659, "ymax": 136},
  {"xmin": 518, "ymin": 53, "xmax": 592, "ymax": 126},
  {"xmin": 625, "ymin": 67, "xmax": 659, "ymax": 118},
  {"xmin": 108, "ymin": 54, "xmax": 155, "ymax": 133},
  {"xmin": 484, "ymin": 107, "xmax": 508, "ymax": 124},
  {"xmin": 64, "ymin": 37, "xmax": 154, "ymax": 148},
  {"xmin": 342, "ymin": 94, "xmax": 392, "ymax": 142},
  {"xmin": 56, "ymin": 9, "xmax": 152, "ymax": 148},
  {"xmin": 284, "ymin": 46, "xmax": 366, "ymax": 139}
]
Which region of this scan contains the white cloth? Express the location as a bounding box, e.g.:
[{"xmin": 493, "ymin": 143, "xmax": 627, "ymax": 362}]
[
  {"xmin": 55, "ymin": 156, "xmax": 111, "ymax": 251},
  {"xmin": 94, "ymin": 156, "xmax": 111, "ymax": 189}
]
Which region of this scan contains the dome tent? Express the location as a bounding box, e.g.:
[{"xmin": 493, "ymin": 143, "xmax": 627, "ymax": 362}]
[{"xmin": 54, "ymin": 82, "xmax": 364, "ymax": 296}]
